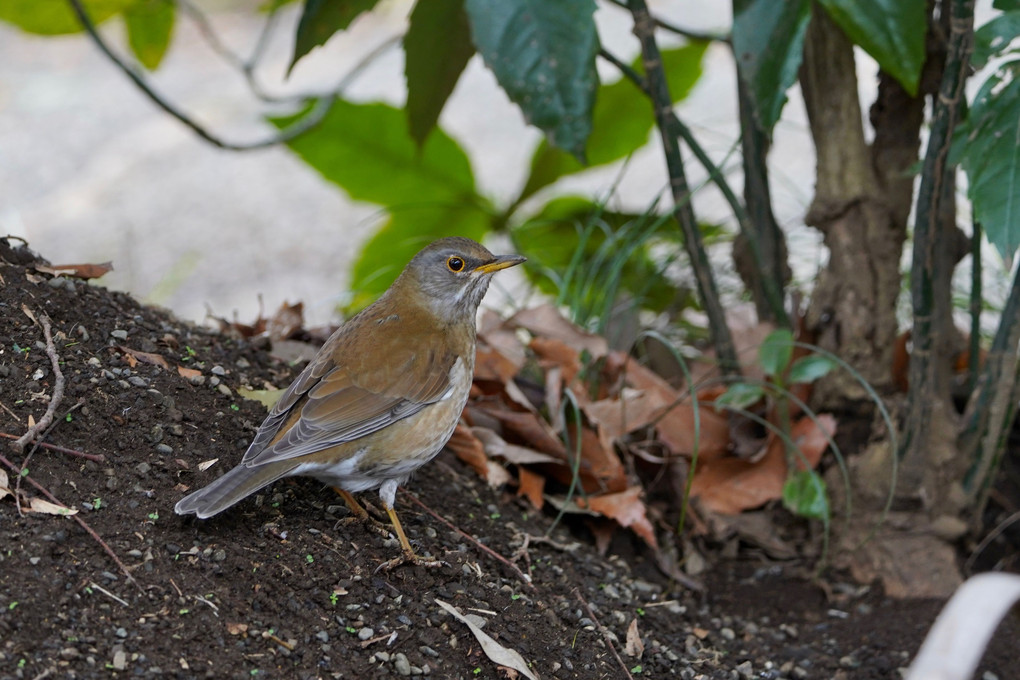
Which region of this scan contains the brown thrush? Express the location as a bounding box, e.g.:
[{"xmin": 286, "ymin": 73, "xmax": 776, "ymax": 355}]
[{"xmin": 174, "ymin": 237, "xmax": 524, "ymax": 569}]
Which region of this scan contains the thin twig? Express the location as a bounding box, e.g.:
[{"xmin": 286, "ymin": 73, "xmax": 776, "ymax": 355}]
[
  {"xmin": 0, "ymin": 453, "xmax": 140, "ymax": 591},
  {"xmin": 0, "ymin": 432, "xmax": 104, "ymax": 462},
  {"xmin": 12, "ymin": 314, "xmax": 66, "ymax": 451},
  {"xmin": 88, "ymin": 581, "xmax": 130, "ymax": 607},
  {"xmin": 604, "ymin": 0, "xmax": 728, "ymax": 43},
  {"xmin": 0, "ymin": 399, "xmax": 23, "ymax": 423},
  {"xmin": 964, "ymin": 508, "xmax": 1020, "ymax": 574},
  {"xmin": 573, "ymin": 587, "xmax": 634, "ymax": 680},
  {"xmin": 67, "ymin": 0, "xmax": 399, "ymax": 151},
  {"xmin": 399, "ymin": 488, "xmax": 535, "ymax": 589}
]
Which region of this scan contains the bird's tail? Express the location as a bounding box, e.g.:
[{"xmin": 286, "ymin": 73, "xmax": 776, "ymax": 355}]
[{"xmin": 174, "ymin": 462, "xmax": 295, "ymax": 518}]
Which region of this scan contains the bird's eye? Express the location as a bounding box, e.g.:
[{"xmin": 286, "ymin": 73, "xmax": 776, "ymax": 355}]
[{"xmin": 446, "ymin": 256, "xmax": 465, "ymax": 272}]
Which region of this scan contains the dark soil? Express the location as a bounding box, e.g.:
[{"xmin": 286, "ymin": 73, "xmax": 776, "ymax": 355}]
[{"xmin": 0, "ymin": 238, "xmax": 1016, "ymax": 680}]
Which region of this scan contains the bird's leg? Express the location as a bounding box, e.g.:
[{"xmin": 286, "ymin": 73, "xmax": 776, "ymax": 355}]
[
  {"xmin": 333, "ymin": 488, "xmax": 391, "ymax": 539},
  {"xmin": 375, "ymin": 504, "xmax": 445, "ymax": 572}
]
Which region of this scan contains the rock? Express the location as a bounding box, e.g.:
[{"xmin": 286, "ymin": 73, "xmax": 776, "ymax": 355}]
[
  {"xmin": 112, "ymin": 649, "xmax": 127, "ymax": 671},
  {"xmin": 357, "ymin": 627, "xmax": 374, "ymax": 641},
  {"xmin": 128, "ymin": 376, "xmax": 148, "ymax": 388},
  {"xmin": 155, "ymin": 444, "xmax": 173, "ymax": 455},
  {"xmin": 393, "ymin": 653, "xmax": 411, "ymax": 676},
  {"xmin": 735, "ymin": 660, "xmax": 753, "ymax": 679},
  {"xmin": 110, "ymin": 329, "xmax": 129, "ymax": 340},
  {"xmin": 211, "ymin": 365, "xmax": 226, "ymax": 376}
]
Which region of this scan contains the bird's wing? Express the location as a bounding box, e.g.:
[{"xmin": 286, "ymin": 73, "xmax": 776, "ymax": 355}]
[{"xmin": 241, "ymin": 333, "xmax": 460, "ymax": 467}]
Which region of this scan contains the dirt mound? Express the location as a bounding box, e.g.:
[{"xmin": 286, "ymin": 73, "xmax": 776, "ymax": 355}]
[{"xmin": 0, "ymin": 237, "xmax": 1015, "ymax": 679}]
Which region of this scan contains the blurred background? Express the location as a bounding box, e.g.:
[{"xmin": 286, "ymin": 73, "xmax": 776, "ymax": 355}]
[{"xmin": 0, "ymin": 0, "xmax": 832, "ymax": 326}]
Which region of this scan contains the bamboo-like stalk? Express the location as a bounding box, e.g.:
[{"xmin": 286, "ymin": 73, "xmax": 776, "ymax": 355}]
[
  {"xmin": 900, "ymin": 0, "xmax": 975, "ymax": 461},
  {"xmin": 627, "ymin": 0, "xmax": 740, "ymax": 375}
]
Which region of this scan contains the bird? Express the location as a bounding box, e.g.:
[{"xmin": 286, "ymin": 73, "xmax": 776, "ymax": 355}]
[{"xmin": 174, "ymin": 237, "xmax": 525, "ymax": 570}]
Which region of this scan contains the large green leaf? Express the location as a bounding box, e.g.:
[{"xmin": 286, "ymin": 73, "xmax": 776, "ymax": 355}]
[
  {"xmin": 270, "ymin": 99, "xmax": 478, "ymax": 207},
  {"xmin": 347, "ymin": 204, "xmax": 492, "ymax": 311},
  {"xmin": 759, "ymin": 328, "xmax": 793, "ymax": 378},
  {"xmin": 816, "ymin": 0, "xmax": 925, "ymax": 95},
  {"xmin": 124, "ymin": 0, "xmax": 175, "ymax": 70},
  {"xmin": 519, "ymin": 42, "xmax": 708, "ymax": 202},
  {"xmin": 973, "ymin": 11, "xmax": 1020, "ymax": 69},
  {"xmin": 289, "ymin": 0, "xmax": 380, "ymax": 73},
  {"xmin": 405, "ymin": 0, "xmax": 475, "ymax": 147},
  {"xmin": 961, "ymin": 70, "xmax": 1020, "ymax": 259},
  {"xmin": 465, "ymin": 0, "xmax": 599, "ymax": 161},
  {"xmin": 0, "ymin": 0, "xmax": 133, "ymax": 34},
  {"xmin": 732, "ymin": 0, "xmax": 811, "ymax": 133}
]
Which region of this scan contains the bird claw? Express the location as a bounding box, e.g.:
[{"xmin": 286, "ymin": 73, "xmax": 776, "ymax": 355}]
[
  {"xmin": 337, "ymin": 514, "xmax": 393, "ymax": 540},
  {"xmin": 375, "ymin": 552, "xmax": 448, "ymax": 573}
]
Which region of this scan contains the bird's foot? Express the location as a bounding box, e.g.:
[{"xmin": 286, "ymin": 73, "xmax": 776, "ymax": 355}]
[
  {"xmin": 337, "ymin": 513, "xmax": 393, "ymax": 540},
  {"xmin": 375, "ymin": 549, "xmax": 448, "ymax": 573}
]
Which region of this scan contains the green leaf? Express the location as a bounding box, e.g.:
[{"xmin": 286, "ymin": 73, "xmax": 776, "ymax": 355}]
[
  {"xmin": 269, "ymin": 98, "xmax": 478, "ymax": 207},
  {"xmin": 782, "ymin": 469, "xmax": 829, "ymax": 520},
  {"xmin": 961, "ymin": 71, "xmax": 1020, "ymax": 259},
  {"xmin": 758, "ymin": 328, "xmax": 794, "ymax": 378},
  {"xmin": 787, "ymin": 355, "xmax": 837, "ymax": 384},
  {"xmin": 465, "ymin": 0, "xmax": 599, "ymax": 160},
  {"xmin": 124, "ymin": 0, "xmax": 175, "ymax": 70},
  {"xmin": 0, "ymin": 0, "xmax": 132, "ymax": 35},
  {"xmin": 994, "ymin": 0, "xmax": 1020, "ymax": 10},
  {"xmin": 289, "ymin": 0, "xmax": 380, "ymax": 73},
  {"xmin": 405, "ymin": 0, "xmax": 476, "ymax": 147},
  {"xmin": 347, "ymin": 204, "xmax": 492, "ymax": 311},
  {"xmin": 816, "ymin": 0, "xmax": 925, "ymax": 95},
  {"xmin": 732, "ymin": 0, "xmax": 810, "ymax": 133},
  {"xmin": 716, "ymin": 382, "xmax": 766, "ymax": 410},
  {"xmin": 973, "ymin": 12, "xmax": 1020, "ymax": 69},
  {"xmin": 520, "ymin": 42, "xmax": 707, "ymax": 201}
]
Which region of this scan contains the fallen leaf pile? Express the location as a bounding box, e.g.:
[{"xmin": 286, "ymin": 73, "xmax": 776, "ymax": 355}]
[{"xmin": 451, "ymin": 304, "xmax": 837, "ymax": 551}]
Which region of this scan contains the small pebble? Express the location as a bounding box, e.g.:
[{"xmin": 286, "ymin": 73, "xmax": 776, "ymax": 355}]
[
  {"xmin": 155, "ymin": 444, "xmax": 174, "ymax": 455},
  {"xmin": 419, "ymin": 646, "xmax": 439, "ymax": 658},
  {"xmin": 375, "ymin": 651, "xmax": 390, "ymax": 663},
  {"xmin": 112, "ymin": 649, "xmax": 127, "ymax": 671},
  {"xmin": 357, "ymin": 627, "xmax": 374, "ymax": 641},
  {"xmin": 188, "ymin": 374, "xmax": 206, "ymax": 386},
  {"xmin": 315, "ymin": 630, "xmax": 329, "ymax": 643},
  {"xmin": 217, "ymin": 383, "xmax": 232, "ymax": 397},
  {"xmin": 87, "ymin": 357, "xmax": 101, "ymax": 367},
  {"xmin": 115, "ymin": 628, "xmax": 128, "ymax": 638},
  {"xmin": 128, "ymin": 376, "xmax": 148, "ymax": 388},
  {"xmin": 135, "ymin": 462, "xmax": 151, "ymax": 475},
  {"xmin": 211, "ymin": 365, "xmax": 226, "ymax": 376},
  {"xmin": 720, "ymin": 627, "xmax": 735, "ymax": 641},
  {"xmin": 735, "ymin": 660, "xmax": 753, "ymax": 679},
  {"xmin": 393, "ymin": 652, "xmax": 411, "ymax": 676},
  {"xmin": 110, "ymin": 330, "xmax": 129, "ymax": 340}
]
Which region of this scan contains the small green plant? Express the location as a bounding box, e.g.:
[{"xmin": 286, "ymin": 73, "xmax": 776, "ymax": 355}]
[
  {"xmin": 510, "ymin": 593, "xmax": 521, "ymax": 601},
  {"xmin": 147, "ymin": 511, "xmax": 159, "ymax": 521},
  {"xmin": 631, "ymin": 665, "xmax": 644, "ymax": 674},
  {"xmin": 18, "ymin": 659, "xmax": 26, "ymax": 669},
  {"xmin": 91, "ymin": 497, "xmax": 102, "ymax": 510},
  {"xmin": 8, "ymin": 601, "xmax": 18, "ymax": 610},
  {"xmin": 345, "ymin": 626, "xmax": 357, "ymax": 634},
  {"xmin": 65, "ymin": 413, "xmax": 73, "ymax": 422},
  {"xmin": 305, "ymin": 554, "xmax": 314, "ymax": 564},
  {"xmin": 230, "ymin": 403, "xmax": 240, "ymax": 411},
  {"xmin": 329, "ymin": 592, "xmax": 338, "ymax": 606},
  {"xmin": 716, "ymin": 328, "xmax": 837, "ymax": 521},
  {"xmin": 636, "ymin": 607, "xmax": 645, "ymax": 617}
]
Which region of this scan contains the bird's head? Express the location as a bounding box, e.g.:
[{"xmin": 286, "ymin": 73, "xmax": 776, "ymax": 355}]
[{"xmin": 395, "ymin": 237, "xmax": 525, "ymax": 323}]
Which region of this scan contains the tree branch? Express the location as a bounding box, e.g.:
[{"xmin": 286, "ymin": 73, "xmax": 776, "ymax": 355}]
[
  {"xmin": 67, "ymin": 0, "xmax": 399, "ymax": 151},
  {"xmin": 605, "ymin": 0, "xmax": 728, "ymax": 43}
]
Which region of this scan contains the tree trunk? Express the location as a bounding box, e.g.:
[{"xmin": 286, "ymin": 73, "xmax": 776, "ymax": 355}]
[{"xmin": 799, "ymin": 6, "xmax": 909, "ymax": 407}]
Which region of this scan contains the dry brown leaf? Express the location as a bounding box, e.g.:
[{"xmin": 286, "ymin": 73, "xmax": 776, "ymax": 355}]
[
  {"xmin": 625, "ymin": 619, "xmax": 644, "ymax": 658},
  {"xmin": 266, "ymin": 301, "xmax": 304, "ymax": 342},
  {"xmin": 689, "ymin": 414, "xmax": 836, "ymax": 514},
  {"xmin": 435, "ymin": 599, "xmax": 539, "ymax": 680},
  {"xmin": 529, "ymin": 336, "xmax": 582, "ymax": 385},
  {"xmin": 36, "ymin": 261, "xmax": 113, "ymax": 280},
  {"xmin": 28, "ymin": 497, "xmax": 77, "ymax": 516},
  {"xmin": 472, "ymin": 427, "xmax": 559, "ymax": 465},
  {"xmin": 447, "ymin": 424, "xmax": 489, "ymax": 479},
  {"xmin": 177, "ymin": 365, "xmax": 202, "ymax": 379},
  {"xmin": 475, "ymin": 343, "xmax": 521, "ymax": 384},
  {"xmin": 484, "ymin": 461, "xmax": 513, "ymax": 489},
  {"xmin": 198, "ymin": 458, "xmax": 219, "ymax": 471},
  {"xmin": 578, "ymin": 486, "xmax": 658, "ymax": 549},
  {"xmin": 516, "ymin": 466, "xmax": 545, "ymax": 510},
  {"xmin": 0, "ymin": 469, "xmax": 10, "ymax": 501},
  {"xmin": 476, "ymin": 406, "xmax": 566, "ymax": 458},
  {"xmin": 509, "ymin": 304, "xmax": 608, "ymax": 357},
  {"xmin": 227, "ymin": 622, "xmax": 248, "ymax": 635},
  {"xmin": 118, "ymin": 346, "xmax": 170, "ymax": 370}
]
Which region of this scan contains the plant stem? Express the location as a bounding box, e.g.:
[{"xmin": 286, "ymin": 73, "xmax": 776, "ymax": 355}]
[
  {"xmin": 900, "ymin": 0, "xmax": 974, "ymax": 461},
  {"xmin": 969, "ymin": 218, "xmax": 983, "ymax": 394},
  {"xmin": 626, "ymin": 0, "xmax": 740, "ymax": 376}
]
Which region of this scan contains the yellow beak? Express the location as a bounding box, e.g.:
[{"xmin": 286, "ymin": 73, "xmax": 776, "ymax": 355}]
[{"xmin": 473, "ymin": 254, "xmax": 526, "ymax": 275}]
